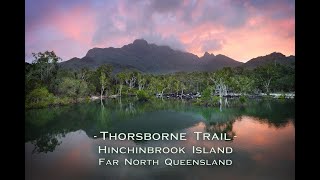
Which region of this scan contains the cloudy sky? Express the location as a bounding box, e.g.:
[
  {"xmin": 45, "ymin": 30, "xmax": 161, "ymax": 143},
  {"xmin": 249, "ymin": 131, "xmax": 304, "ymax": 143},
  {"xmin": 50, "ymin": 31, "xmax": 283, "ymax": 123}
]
[{"xmin": 25, "ymin": 0, "xmax": 295, "ymax": 62}]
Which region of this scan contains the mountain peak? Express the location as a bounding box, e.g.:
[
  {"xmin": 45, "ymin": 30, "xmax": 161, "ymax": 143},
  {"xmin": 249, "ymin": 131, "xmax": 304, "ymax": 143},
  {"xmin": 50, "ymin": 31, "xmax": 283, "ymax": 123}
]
[
  {"xmin": 201, "ymin": 51, "xmax": 215, "ymax": 59},
  {"xmin": 268, "ymin": 52, "xmax": 286, "ymax": 57},
  {"xmin": 204, "ymin": 51, "xmax": 214, "ymax": 56},
  {"xmin": 133, "ymin": 39, "xmax": 148, "ymax": 46},
  {"xmin": 69, "ymin": 57, "xmax": 80, "ymax": 61},
  {"xmin": 61, "ymin": 39, "xmax": 243, "ymax": 73}
]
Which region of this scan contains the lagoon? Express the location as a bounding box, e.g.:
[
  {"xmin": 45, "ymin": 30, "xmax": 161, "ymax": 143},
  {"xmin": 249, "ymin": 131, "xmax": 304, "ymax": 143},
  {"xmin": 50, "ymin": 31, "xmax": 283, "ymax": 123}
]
[{"xmin": 25, "ymin": 98, "xmax": 295, "ymax": 180}]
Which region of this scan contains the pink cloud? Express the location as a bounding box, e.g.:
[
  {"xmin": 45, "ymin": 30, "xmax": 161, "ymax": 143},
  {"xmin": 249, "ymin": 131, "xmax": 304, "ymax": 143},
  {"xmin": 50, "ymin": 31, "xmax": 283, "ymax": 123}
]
[
  {"xmin": 52, "ymin": 6, "xmax": 95, "ymax": 44},
  {"xmin": 26, "ymin": 0, "xmax": 295, "ymax": 62},
  {"xmin": 183, "ymin": 15, "xmax": 294, "ymax": 60},
  {"xmin": 26, "ymin": 3, "xmax": 96, "ymax": 60}
]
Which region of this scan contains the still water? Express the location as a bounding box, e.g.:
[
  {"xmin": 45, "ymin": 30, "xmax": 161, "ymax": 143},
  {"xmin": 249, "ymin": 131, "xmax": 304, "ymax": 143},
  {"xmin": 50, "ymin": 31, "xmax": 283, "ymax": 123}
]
[{"xmin": 25, "ymin": 99, "xmax": 295, "ymax": 180}]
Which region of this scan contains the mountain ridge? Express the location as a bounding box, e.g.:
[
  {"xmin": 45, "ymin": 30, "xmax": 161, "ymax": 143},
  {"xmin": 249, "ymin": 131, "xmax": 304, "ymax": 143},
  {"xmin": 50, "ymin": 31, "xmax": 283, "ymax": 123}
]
[
  {"xmin": 242, "ymin": 52, "xmax": 295, "ymax": 69},
  {"xmin": 60, "ymin": 39, "xmax": 294, "ymax": 73}
]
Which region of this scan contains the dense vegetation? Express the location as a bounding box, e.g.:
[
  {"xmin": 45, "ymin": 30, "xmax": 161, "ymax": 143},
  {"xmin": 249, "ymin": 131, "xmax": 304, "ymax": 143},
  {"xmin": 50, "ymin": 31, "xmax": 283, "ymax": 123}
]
[{"xmin": 25, "ymin": 51, "xmax": 295, "ymax": 109}]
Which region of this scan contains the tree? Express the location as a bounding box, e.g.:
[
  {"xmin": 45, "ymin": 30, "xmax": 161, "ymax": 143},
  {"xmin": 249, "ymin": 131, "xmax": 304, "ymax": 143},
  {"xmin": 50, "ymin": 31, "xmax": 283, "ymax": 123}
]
[
  {"xmin": 137, "ymin": 90, "xmax": 149, "ymax": 101},
  {"xmin": 271, "ymin": 64, "xmax": 295, "ymax": 92},
  {"xmin": 147, "ymin": 77, "xmax": 159, "ymax": 95},
  {"xmin": 124, "ymin": 71, "xmax": 137, "ymax": 90},
  {"xmin": 190, "ymin": 72, "xmax": 203, "ymax": 92},
  {"xmin": 137, "ymin": 72, "xmax": 146, "ymax": 91},
  {"xmin": 25, "ymin": 63, "xmax": 42, "ymax": 96},
  {"xmin": 77, "ymin": 67, "xmax": 90, "ymax": 81},
  {"xmin": 26, "ymin": 51, "xmax": 61, "ymax": 95},
  {"xmin": 159, "ymin": 76, "xmax": 173, "ymax": 98},
  {"xmin": 180, "ymin": 81, "xmax": 186, "ymax": 99},
  {"xmin": 172, "ymin": 79, "xmax": 180, "ymax": 96},
  {"xmin": 100, "ymin": 72, "xmax": 107, "ymax": 100},
  {"xmin": 31, "ymin": 51, "xmax": 61, "ymax": 88},
  {"xmin": 208, "ymin": 68, "xmax": 236, "ymax": 107},
  {"xmin": 231, "ymin": 75, "xmax": 255, "ymax": 95},
  {"xmin": 58, "ymin": 77, "xmax": 89, "ymax": 100},
  {"xmin": 254, "ymin": 63, "xmax": 279, "ymax": 95},
  {"xmin": 26, "ymin": 87, "xmax": 54, "ymax": 105},
  {"xmin": 147, "ymin": 76, "xmax": 170, "ymax": 98},
  {"xmin": 116, "ymin": 72, "xmax": 127, "ymax": 96},
  {"xmin": 209, "ymin": 75, "xmax": 226, "ymax": 105},
  {"xmin": 201, "ymin": 87, "xmax": 212, "ymax": 101},
  {"xmin": 88, "ymin": 64, "xmax": 113, "ymax": 97}
]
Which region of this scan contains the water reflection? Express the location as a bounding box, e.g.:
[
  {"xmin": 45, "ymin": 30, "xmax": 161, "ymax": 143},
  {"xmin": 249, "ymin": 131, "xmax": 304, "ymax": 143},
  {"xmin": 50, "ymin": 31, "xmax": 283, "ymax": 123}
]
[
  {"xmin": 25, "ymin": 99, "xmax": 294, "ymax": 153},
  {"xmin": 25, "ymin": 99, "xmax": 294, "ymax": 180},
  {"xmin": 31, "ymin": 133, "xmax": 62, "ymax": 154},
  {"xmin": 205, "ymin": 121, "xmax": 236, "ymax": 141}
]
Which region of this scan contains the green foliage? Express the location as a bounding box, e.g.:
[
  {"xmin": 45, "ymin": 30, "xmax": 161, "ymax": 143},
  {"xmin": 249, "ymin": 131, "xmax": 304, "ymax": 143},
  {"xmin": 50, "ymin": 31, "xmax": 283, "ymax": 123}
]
[
  {"xmin": 116, "ymin": 71, "xmax": 127, "ymax": 84},
  {"xmin": 279, "ymin": 94, "xmax": 286, "ymax": 99},
  {"xmin": 58, "ymin": 77, "xmax": 90, "ymax": 99},
  {"xmin": 192, "ymin": 99, "xmax": 202, "ymax": 106},
  {"xmin": 212, "ymin": 96, "xmax": 220, "ymax": 104},
  {"xmin": 26, "ymin": 87, "xmax": 54, "ymax": 104},
  {"xmin": 254, "ymin": 63, "xmax": 279, "ymax": 94},
  {"xmin": 231, "ymin": 75, "xmax": 255, "ymax": 94},
  {"xmin": 273, "ymin": 70, "xmax": 295, "ymax": 92},
  {"xmin": 31, "ymin": 51, "xmax": 61, "ymax": 89},
  {"xmin": 25, "ymin": 51, "xmax": 295, "ymax": 109},
  {"xmin": 100, "ymin": 72, "xmax": 107, "ymax": 90},
  {"xmin": 148, "ymin": 77, "xmax": 162, "ymax": 94},
  {"xmin": 137, "ymin": 90, "xmax": 150, "ymax": 101},
  {"xmin": 25, "ymin": 51, "xmax": 61, "ymax": 95},
  {"xmin": 239, "ymin": 95, "xmax": 247, "ymax": 104},
  {"xmin": 88, "ymin": 64, "xmax": 113, "ymax": 94},
  {"xmin": 202, "ymin": 87, "xmax": 212, "ymax": 101},
  {"xmin": 26, "ymin": 87, "xmax": 73, "ymax": 109},
  {"xmin": 32, "ymin": 134, "xmax": 61, "ymax": 154}
]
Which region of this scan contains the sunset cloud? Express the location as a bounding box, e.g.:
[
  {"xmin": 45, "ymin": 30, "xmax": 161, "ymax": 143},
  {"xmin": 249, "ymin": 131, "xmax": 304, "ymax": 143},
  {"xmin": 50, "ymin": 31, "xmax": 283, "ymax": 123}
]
[{"xmin": 25, "ymin": 0, "xmax": 295, "ymax": 62}]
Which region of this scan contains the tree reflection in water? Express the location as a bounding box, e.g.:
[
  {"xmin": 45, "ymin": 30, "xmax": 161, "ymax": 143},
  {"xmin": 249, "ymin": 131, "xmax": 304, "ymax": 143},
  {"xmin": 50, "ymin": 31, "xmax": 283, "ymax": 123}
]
[
  {"xmin": 26, "ymin": 98, "xmax": 294, "ymax": 153},
  {"xmin": 31, "ymin": 133, "xmax": 62, "ymax": 154},
  {"xmin": 205, "ymin": 120, "xmax": 236, "ymax": 141}
]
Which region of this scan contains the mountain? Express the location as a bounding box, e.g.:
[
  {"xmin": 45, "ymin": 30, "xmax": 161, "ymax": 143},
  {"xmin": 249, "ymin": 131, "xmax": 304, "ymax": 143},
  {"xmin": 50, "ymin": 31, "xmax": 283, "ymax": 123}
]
[
  {"xmin": 60, "ymin": 39, "xmax": 243, "ymax": 74},
  {"xmin": 242, "ymin": 52, "xmax": 295, "ymax": 69},
  {"xmin": 199, "ymin": 52, "xmax": 242, "ymax": 71}
]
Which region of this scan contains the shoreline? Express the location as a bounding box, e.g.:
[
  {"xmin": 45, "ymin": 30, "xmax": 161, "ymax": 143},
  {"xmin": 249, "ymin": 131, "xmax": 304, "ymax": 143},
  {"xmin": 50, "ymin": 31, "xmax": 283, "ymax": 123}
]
[{"xmin": 25, "ymin": 92, "xmax": 294, "ymax": 110}]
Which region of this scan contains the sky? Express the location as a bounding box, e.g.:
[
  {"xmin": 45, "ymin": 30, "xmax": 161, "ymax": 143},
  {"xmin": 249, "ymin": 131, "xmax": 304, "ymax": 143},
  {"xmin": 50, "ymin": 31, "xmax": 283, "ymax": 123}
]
[{"xmin": 25, "ymin": 0, "xmax": 295, "ymax": 63}]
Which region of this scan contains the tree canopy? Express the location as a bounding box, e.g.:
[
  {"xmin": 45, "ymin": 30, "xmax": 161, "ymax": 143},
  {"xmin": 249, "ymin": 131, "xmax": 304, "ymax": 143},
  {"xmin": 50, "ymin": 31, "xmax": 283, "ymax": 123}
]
[{"xmin": 25, "ymin": 51, "xmax": 295, "ymax": 109}]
